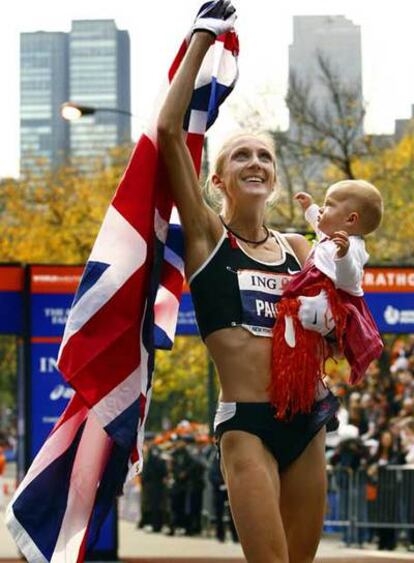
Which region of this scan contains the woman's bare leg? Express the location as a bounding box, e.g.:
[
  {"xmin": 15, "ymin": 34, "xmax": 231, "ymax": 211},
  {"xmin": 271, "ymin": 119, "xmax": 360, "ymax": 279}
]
[
  {"xmin": 280, "ymin": 428, "xmax": 327, "ymax": 563},
  {"xmin": 220, "ymin": 430, "xmax": 289, "ymax": 563}
]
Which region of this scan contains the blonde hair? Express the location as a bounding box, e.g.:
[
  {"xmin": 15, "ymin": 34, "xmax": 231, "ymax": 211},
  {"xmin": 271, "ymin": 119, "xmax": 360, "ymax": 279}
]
[
  {"xmin": 329, "ymin": 179, "xmax": 384, "ymax": 235},
  {"xmin": 205, "ymin": 132, "xmax": 279, "ymax": 212}
]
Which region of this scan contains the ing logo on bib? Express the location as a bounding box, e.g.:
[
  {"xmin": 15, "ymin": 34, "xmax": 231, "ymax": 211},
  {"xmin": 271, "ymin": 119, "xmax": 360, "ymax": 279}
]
[{"xmin": 237, "ymin": 269, "xmax": 292, "ymax": 337}]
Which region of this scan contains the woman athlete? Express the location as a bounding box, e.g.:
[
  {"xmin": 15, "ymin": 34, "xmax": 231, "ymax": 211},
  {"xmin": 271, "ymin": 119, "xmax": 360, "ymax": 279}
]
[{"xmin": 157, "ymin": 2, "xmax": 339, "ymax": 561}]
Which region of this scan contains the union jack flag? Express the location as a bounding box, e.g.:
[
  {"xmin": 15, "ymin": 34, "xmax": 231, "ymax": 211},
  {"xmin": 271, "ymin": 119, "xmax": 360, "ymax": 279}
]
[{"xmin": 6, "ymin": 30, "xmax": 239, "ymax": 562}]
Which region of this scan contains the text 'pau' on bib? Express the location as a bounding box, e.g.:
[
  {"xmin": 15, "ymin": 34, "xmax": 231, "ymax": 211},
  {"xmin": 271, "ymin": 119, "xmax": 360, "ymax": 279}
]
[{"xmin": 237, "ymin": 269, "xmax": 292, "ymax": 337}]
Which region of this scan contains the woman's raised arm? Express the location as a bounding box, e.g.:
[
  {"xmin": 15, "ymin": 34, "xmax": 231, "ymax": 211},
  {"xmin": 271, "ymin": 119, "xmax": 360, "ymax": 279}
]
[{"xmin": 157, "ymin": 1, "xmax": 236, "ymax": 240}]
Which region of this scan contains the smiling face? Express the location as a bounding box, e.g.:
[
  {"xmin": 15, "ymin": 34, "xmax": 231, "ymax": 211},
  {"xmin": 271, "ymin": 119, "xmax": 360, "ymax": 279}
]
[{"xmin": 213, "ymin": 136, "xmax": 277, "ymax": 208}]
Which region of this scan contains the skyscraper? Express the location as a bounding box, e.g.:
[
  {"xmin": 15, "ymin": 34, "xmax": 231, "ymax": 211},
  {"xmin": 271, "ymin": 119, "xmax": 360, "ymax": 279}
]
[
  {"xmin": 20, "ymin": 32, "xmax": 69, "ymax": 176},
  {"xmin": 20, "ymin": 20, "xmax": 131, "ymax": 175},
  {"xmin": 289, "ymin": 15, "xmax": 363, "ymax": 131},
  {"xmin": 69, "ymin": 20, "xmax": 131, "ymax": 163}
]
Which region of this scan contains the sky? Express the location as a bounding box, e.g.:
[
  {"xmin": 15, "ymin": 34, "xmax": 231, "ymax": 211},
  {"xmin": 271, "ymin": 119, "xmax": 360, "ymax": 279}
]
[{"xmin": 1, "ymin": 0, "xmax": 414, "ymax": 179}]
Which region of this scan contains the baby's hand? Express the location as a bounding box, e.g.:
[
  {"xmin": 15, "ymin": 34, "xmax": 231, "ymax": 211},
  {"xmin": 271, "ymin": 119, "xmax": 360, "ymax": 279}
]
[
  {"xmin": 332, "ymin": 231, "xmax": 350, "ymax": 258},
  {"xmin": 294, "ymin": 192, "xmax": 313, "ymax": 210}
]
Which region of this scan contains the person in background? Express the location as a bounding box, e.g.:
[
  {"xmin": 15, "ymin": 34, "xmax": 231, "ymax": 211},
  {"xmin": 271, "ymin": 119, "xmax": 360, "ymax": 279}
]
[{"xmin": 140, "ymin": 445, "xmax": 168, "ymax": 532}]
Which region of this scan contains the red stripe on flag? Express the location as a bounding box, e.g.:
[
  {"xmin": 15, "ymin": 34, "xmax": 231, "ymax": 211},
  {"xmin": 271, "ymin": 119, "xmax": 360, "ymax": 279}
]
[
  {"xmin": 223, "ymin": 31, "xmax": 239, "ymax": 54},
  {"xmin": 160, "ymin": 260, "xmax": 183, "ymax": 301},
  {"xmin": 59, "ymin": 268, "xmax": 149, "ymax": 406},
  {"xmin": 112, "ymin": 135, "xmax": 158, "ymax": 232}
]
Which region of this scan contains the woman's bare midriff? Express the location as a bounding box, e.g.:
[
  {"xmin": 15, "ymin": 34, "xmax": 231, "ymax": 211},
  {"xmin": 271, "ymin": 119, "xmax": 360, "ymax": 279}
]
[{"xmin": 205, "ymin": 326, "xmax": 272, "ymax": 402}]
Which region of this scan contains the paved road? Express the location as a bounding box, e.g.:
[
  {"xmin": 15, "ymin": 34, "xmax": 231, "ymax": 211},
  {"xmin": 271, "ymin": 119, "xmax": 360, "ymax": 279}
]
[
  {"xmin": 1, "ymin": 517, "xmax": 413, "ymax": 561},
  {"xmin": 118, "ymin": 521, "xmax": 414, "ymax": 562},
  {"xmin": 1, "ymin": 475, "xmax": 413, "ymax": 562}
]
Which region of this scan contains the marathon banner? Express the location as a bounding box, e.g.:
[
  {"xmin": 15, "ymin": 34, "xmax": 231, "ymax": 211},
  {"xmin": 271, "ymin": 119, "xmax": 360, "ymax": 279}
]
[
  {"xmin": 1, "ymin": 264, "xmax": 414, "ymax": 338},
  {"xmin": 363, "ymin": 267, "xmax": 414, "ymax": 333}
]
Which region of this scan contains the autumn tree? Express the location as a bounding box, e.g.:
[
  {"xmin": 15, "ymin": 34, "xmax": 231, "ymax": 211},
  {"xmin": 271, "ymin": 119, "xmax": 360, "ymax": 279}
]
[
  {"xmin": 325, "ymin": 133, "xmax": 414, "ymax": 264},
  {"xmin": 0, "ymin": 144, "xmax": 133, "ymax": 264},
  {"xmin": 148, "ymin": 336, "xmax": 215, "ymax": 429},
  {"xmin": 281, "ymin": 53, "xmax": 367, "ymax": 179}
]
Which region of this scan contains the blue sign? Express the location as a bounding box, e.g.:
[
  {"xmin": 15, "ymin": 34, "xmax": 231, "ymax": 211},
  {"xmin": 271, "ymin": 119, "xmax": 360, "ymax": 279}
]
[
  {"xmin": 30, "ymin": 342, "xmax": 74, "ymax": 459},
  {"xmin": 365, "ymin": 293, "xmax": 414, "ymax": 333},
  {"xmin": 31, "ymin": 294, "xmax": 73, "ymax": 337},
  {"xmin": 176, "ymin": 292, "xmax": 199, "ymax": 335},
  {"xmin": 28, "ymin": 265, "xmax": 116, "ymax": 559},
  {"xmin": 0, "ymin": 265, "xmax": 24, "ymax": 335},
  {"xmin": 0, "ymin": 291, "xmax": 22, "ymax": 334}
]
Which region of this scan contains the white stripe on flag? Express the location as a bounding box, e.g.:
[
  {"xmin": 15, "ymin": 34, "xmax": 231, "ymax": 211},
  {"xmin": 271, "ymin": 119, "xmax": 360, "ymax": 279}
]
[
  {"xmin": 93, "ymin": 366, "xmax": 140, "ymax": 428},
  {"xmin": 6, "ymin": 407, "xmax": 88, "ymax": 497},
  {"xmin": 188, "ymin": 110, "xmax": 208, "ymax": 135},
  {"xmin": 154, "ymin": 208, "xmax": 169, "ymax": 243},
  {"xmin": 51, "ymin": 413, "xmax": 112, "ymax": 563},
  {"xmin": 154, "ymin": 284, "xmax": 180, "ymax": 344},
  {"xmin": 214, "ymin": 41, "xmax": 238, "ymax": 86},
  {"xmin": 194, "ymin": 43, "xmax": 215, "ymax": 89},
  {"xmin": 163, "ymin": 245, "xmax": 184, "ymax": 275},
  {"xmin": 5, "ymin": 507, "xmax": 48, "ymax": 563},
  {"xmin": 59, "ymin": 205, "xmax": 147, "ymax": 354}
]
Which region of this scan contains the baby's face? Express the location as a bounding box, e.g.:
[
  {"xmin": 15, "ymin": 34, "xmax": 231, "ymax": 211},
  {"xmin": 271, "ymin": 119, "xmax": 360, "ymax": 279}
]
[{"xmin": 317, "ymin": 185, "xmax": 353, "ymax": 237}]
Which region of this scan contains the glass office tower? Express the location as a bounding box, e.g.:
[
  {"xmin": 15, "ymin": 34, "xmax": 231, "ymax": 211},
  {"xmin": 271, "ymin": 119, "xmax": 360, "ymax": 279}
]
[
  {"xmin": 69, "ymin": 20, "xmax": 131, "ymax": 163},
  {"xmin": 20, "ymin": 32, "xmax": 69, "ymax": 176}
]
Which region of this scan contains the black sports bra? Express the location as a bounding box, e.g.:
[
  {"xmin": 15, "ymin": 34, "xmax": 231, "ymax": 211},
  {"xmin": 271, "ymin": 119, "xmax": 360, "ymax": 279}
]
[{"xmin": 189, "ymin": 228, "xmax": 302, "ymax": 340}]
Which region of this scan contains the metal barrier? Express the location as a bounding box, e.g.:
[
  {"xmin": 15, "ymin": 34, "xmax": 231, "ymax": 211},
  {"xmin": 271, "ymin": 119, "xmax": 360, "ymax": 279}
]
[
  {"xmin": 325, "ymin": 467, "xmax": 353, "ymax": 530},
  {"xmin": 355, "ymin": 465, "xmax": 414, "ymax": 530},
  {"xmin": 118, "ymin": 465, "xmax": 414, "ymax": 545},
  {"xmin": 324, "ymin": 465, "xmax": 414, "ymax": 546}
]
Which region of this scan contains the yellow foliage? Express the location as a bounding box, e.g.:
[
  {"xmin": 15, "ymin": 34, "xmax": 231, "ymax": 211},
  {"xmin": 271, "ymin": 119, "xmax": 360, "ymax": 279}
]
[
  {"xmin": 0, "ymin": 145, "xmax": 132, "ymax": 264},
  {"xmin": 324, "ymin": 134, "xmax": 414, "ymax": 264},
  {"xmin": 151, "ymin": 336, "xmax": 214, "ymax": 425}
]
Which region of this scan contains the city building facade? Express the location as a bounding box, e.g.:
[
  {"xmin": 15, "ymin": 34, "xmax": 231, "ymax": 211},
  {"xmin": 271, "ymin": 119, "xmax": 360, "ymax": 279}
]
[
  {"xmin": 20, "ymin": 20, "xmax": 130, "ymax": 176},
  {"xmin": 20, "ymin": 32, "xmax": 69, "ymax": 176},
  {"xmin": 69, "ymin": 20, "xmax": 131, "ymax": 163},
  {"xmin": 288, "ymin": 15, "xmax": 363, "ymax": 133}
]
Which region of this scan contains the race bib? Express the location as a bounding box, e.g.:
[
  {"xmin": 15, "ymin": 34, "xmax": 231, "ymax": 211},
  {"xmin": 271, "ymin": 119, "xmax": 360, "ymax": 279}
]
[{"xmin": 237, "ymin": 269, "xmax": 292, "ymax": 337}]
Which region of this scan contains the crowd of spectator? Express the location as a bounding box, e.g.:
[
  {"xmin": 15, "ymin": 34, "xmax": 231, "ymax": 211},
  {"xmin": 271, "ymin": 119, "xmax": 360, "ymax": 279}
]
[
  {"xmin": 136, "ymin": 424, "xmax": 238, "ymax": 544},
  {"xmin": 326, "ymin": 335, "xmax": 414, "ymax": 467},
  {"xmin": 326, "ymin": 334, "xmax": 414, "ymax": 550}
]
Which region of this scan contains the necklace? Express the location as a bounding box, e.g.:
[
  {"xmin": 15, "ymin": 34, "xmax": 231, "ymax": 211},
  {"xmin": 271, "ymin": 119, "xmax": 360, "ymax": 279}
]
[{"xmin": 219, "ymin": 215, "xmax": 270, "ymax": 245}]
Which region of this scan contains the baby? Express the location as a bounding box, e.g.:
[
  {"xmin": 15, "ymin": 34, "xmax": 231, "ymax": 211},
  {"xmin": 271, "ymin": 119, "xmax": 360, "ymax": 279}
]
[
  {"xmin": 294, "ymin": 179, "xmax": 384, "ymax": 296},
  {"xmin": 268, "ymin": 180, "xmax": 384, "ymax": 420}
]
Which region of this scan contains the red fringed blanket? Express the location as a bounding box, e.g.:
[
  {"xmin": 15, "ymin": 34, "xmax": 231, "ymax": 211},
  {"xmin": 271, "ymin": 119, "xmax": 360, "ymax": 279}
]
[{"xmin": 268, "ymin": 260, "xmax": 383, "ymax": 420}]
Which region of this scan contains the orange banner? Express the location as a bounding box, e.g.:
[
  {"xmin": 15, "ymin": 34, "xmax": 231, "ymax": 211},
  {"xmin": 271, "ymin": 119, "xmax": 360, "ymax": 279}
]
[
  {"xmin": 31, "ymin": 265, "xmax": 84, "ymax": 294},
  {"xmin": 0, "ymin": 265, "xmax": 24, "ymax": 291},
  {"xmin": 363, "ymin": 267, "xmax": 414, "ymax": 293}
]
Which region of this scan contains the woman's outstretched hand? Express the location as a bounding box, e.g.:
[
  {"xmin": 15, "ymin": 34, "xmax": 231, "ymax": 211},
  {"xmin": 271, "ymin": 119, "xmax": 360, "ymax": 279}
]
[{"xmin": 192, "ymin": 0, "xmax": 237, "ymax": 37}]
